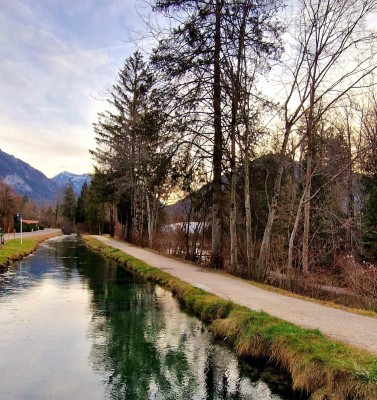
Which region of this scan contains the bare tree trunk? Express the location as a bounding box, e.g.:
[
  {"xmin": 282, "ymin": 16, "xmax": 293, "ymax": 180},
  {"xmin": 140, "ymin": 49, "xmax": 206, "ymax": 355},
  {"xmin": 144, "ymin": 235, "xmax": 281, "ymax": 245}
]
[
  {"xmin": 211, "ymin": 0, "xmax": 224, "ymax": 269},
  {"xmin": 230, "ymin": 137, "xmax": 238, "ymax": 269},
  {"xmin": 256, "ymin": 126, "xmax": 291, "ymax": 278},
  {"xmin": 132, "ymin": 189, "xmax": 138, "ymax": 244},
  {"xmin": 244, "ymin": 151, "xmax": 253, "ymax": 270},
  {"xmin": 229, "ymin": 2, "xmax": 247, "ymax": 271},
  {"xmin": 240, "ymin": 37, "xmax": 254, "ymax": 273},
  {"xmin": 133, "ymin": 185, "xmax": 144, "ymax": 246},
  {"xmin": 346, "ymin": 118, "xmax": 355, "ymax": 252},
  {"xmin": 302, "ymin": 154, "xmax": 312, "ymax": 274},
  {"xmin": 109, "ymin": 203, "xmax": 115, "ymax": 237},
  {"xmin": 184, "ymin": 206, "xmax": 192, "ymax": 260},
  {"xmin": 287, "ymin": 187, "xmax": 307, "ymax": 272},
  {"xmin": 140, "ymin": 187, "xmax": 145, "ymax": 246},
  {"xmin": 146, "ymin": 193, "xmax": 155, "ymax": 248},
  {"xmin": 302, "ymin": 73, "xmax": 317, "ymax": 274},
  {"xmin": 229, "ymin": 99, "xmax": 237, "ymax": 269}
]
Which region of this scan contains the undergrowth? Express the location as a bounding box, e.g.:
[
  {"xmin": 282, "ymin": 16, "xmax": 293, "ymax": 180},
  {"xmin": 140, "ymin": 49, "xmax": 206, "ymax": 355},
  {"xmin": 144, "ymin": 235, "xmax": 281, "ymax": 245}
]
[{"xmin": 84, "ymin": 235, "xmax": 377, "ymax": 400}]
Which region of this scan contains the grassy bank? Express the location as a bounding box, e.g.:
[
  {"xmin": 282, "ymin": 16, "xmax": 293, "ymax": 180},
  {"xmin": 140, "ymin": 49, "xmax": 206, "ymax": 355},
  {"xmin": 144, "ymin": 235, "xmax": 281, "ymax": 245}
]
[
  {"xmin": 84, "ymin": 236, "xmax": 377, "ymax": 400},
  {"xmin": 0, "ymin": 232, "xmax": 62, "ymax": 268}
]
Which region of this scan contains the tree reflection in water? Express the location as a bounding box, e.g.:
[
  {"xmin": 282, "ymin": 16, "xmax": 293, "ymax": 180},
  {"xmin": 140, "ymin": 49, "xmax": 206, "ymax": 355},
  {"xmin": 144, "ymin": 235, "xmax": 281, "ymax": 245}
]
[
  {"xmin": 79, "ymin": 249, "xmax": 300, "ymax": 400},
  {"xmin": 0, "ymin": 236, "xmax": 305, "ymax": 400}
]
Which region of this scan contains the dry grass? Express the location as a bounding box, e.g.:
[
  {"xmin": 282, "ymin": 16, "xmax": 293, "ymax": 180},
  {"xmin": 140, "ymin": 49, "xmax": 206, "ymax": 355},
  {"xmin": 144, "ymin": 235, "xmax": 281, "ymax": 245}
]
[
  {"xmin": 335, "ymin": 255, "xmax": 377, "ymax": 308},
  {"xmin": 101, "ymin": 235, "xmax": 377, "ymax": 318},
  {"xmin": 252, "ymin": 279, "xmax": 377, "ymax": 319},
  {"xmin": 0, "ymin": 232, "xmax": 62, "ymax": 268}
]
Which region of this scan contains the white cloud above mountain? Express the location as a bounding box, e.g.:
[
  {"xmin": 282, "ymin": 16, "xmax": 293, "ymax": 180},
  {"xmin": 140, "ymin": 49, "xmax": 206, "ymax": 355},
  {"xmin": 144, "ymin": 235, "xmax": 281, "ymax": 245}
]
[{"xmin": 0, "ymin": 0, "xmax": 141, "ymax": 177}]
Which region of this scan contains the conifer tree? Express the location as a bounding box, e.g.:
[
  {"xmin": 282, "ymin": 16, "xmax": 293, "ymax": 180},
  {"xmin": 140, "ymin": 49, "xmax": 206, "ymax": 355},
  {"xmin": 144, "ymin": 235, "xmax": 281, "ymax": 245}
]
[
  {"xmin": 76, "ymin": 181, "xmax": 90, "ymax": 230},
  {"xmin": 363, "ymin": 175, "xmax": 377, "ymax": 259},
  {"xmin": 91, "ymin": 51, "xmax": 174, "ymax": 245},
  {"xmin": 61, "ymin": 183, "xmax": 76, "ymax": 234}
]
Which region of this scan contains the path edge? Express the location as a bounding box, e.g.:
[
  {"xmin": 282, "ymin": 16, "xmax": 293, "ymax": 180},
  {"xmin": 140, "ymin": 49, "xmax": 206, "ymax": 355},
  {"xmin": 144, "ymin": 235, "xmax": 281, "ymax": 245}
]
[{"xmin": 84, "ymin": 235, "xmax": 377, "ymax": 400}]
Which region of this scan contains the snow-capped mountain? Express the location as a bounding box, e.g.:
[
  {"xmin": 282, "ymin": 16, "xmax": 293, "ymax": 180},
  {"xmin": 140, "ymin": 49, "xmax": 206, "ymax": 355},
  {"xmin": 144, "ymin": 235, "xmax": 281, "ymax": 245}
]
[
  {"xmin": 51, "ymin": 171, "xmax": 92, "ymax": 196},
  {"xmin": 0, "ymin": 149, "xmax": 91, "ymax": 203}
]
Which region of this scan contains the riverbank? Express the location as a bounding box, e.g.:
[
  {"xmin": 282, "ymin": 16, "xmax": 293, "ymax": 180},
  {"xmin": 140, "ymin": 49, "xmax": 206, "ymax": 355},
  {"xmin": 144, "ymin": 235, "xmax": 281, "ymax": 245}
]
[
  {"xmin": 0, "ymin": 229, "xmax": 62, "ymax": 269},
  {"xmin": 85, "ymin": 235, "xmax": 377, "ymax": 400}
]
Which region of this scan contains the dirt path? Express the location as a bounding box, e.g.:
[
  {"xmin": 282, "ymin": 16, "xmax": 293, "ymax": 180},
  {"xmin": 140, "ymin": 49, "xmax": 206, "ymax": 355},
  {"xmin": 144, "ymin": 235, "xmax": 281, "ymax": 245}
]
[{"xmin": 94, "ymin": 235, "xmax": 377, "ymax": 355}]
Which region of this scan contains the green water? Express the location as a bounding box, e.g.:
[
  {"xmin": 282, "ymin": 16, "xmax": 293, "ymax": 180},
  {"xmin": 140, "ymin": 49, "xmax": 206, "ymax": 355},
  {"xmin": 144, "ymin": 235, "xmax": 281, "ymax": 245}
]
[{"xmin": 0, "ymin": 236, "xmax": 305, "ymax": 399}]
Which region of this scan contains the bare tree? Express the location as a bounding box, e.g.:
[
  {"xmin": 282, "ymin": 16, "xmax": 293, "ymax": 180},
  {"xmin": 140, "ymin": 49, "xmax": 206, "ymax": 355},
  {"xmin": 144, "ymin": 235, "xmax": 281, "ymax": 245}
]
[
  {"xmin": 0, "ymin": 180, "xmax": 16, "ymax": 232},
  {"xmin": 257, "ymin": 0, "xmax": 377, "ymax": 275},
  {"xmin": 152, "ymin": 0, "xmax": 282, "ymax": 269}
]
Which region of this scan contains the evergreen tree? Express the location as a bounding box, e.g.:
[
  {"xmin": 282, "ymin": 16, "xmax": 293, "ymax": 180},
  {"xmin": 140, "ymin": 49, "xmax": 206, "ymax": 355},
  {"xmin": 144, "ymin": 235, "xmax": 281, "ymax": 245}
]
[
  {"xmin": 91, "ymin": 51, "xmax": 174, "ymax": 245},
  {"xmin": 61, "ymin": 183, "xmax": 76, "ymax": 234},
  {"xmin": 86, "ymin": 170, "xmax": 108, "ymax": 235},
  {"xmin": 76, "ymin": 182, "xmax": 90, "ymax": 225},
  {"xmin": 363, "ymin": 175, "xmax": 377, "ymax": 259}
]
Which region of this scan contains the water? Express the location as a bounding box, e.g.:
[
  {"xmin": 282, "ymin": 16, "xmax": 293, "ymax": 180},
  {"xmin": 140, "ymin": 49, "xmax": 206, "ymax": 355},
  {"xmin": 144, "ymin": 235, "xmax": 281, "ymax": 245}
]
[{"xmin": 0, "ymin": 236, "xmax": 303, "ymax": 399}]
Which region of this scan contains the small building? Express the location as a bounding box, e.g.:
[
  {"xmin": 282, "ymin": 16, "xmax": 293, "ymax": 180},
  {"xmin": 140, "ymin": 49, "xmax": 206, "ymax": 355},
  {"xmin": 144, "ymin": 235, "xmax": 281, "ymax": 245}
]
[{"xmin": 18, "ymin": 219, "xmax": 40, "ymax": 232}]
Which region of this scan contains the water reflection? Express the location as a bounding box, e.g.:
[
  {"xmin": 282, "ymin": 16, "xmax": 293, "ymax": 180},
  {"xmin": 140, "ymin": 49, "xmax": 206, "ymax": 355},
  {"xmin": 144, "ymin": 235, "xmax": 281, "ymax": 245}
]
[
  {"xmin": 0, "ymin": 236, "xmax": 305, "ymax": 400},
  {"xmin": 80, "ymin": 248, "xmax": 300, "ymax": 399}
]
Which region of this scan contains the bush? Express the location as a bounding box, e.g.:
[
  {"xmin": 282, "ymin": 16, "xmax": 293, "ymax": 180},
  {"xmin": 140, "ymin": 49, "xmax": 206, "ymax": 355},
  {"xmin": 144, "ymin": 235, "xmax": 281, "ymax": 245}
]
[{"xmin": 336, "ymin": 254, "xmax": 377, "ymax": 308}]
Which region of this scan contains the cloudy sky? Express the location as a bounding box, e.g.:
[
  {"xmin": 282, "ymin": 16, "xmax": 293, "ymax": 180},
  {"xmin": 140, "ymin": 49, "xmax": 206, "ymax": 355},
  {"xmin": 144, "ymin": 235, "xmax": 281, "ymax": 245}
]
[{"xmin": 0, "ymin": 0, "xmax": 146, "ymax": 178}]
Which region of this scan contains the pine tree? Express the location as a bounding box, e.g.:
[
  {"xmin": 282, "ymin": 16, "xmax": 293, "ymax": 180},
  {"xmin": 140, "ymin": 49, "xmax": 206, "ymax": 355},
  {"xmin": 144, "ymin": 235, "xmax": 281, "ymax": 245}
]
[
  {"xmin": 91, "ymin": 51, "xmax": 174, "ymax": 244},
  {"xmin": 363, "ymin": 175, "xmax": 377, "ymax": 259},
  {"xmin": 75, "ymin": 181, "xmax": 90, "ymax": 231},
  {"xmin": 61, "ymin": 183, "xmax": 76, "ymax": 234}
]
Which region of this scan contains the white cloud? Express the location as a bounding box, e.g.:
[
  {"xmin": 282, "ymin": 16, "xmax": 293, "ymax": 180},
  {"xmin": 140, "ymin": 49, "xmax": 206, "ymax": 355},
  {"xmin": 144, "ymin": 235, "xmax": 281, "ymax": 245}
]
[{"xmin": 0, "ymin": 0, "xmax": 141, "ymax": 177}]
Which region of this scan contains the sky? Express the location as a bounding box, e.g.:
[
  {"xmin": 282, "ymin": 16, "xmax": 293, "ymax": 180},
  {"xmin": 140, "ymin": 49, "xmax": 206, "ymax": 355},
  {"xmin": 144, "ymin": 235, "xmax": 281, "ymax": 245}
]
[
  {"xmin": 2, "ymin": 1, "xmax": 376, "ymax": 179},
  {"xmin": 0, "ymin": 0, "xmax": 146, "ymax": 178}
]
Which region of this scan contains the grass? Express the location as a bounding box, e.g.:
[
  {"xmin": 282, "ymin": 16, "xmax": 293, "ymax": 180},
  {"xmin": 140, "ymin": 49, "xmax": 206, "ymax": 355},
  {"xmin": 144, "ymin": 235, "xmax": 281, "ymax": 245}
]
[
  {"xmin": 250, "ymin": 280, "xmax": 377, "ymax": 319},
  {"xmin": 0, "ymin": 232, "xmax": 62, "ymax": 268},
  {"xmin": 101, "ymin": 235, "xmax": 377, "ymax": 319},
  {"xmin": 84, "ymin": 235, "xmax": 377, "ymax": 400}
]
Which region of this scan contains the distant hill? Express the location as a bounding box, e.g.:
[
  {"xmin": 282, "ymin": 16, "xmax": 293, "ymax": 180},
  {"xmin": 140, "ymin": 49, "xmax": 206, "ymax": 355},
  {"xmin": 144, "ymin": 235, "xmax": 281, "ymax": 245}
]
[
  {"xmin": 0, "ymin": 149, "xmax": 60, "ymax": 204},
  {"xmin": 164, "ymin": 197, "xmax": 191, "ymax": 223},
  {"xmin": 51, "ymin": 171, "xmax": 91, "ymax": 196},
  {"xmin": 0, "ymin": 149, "xmax": 91, "ymax": 204}
]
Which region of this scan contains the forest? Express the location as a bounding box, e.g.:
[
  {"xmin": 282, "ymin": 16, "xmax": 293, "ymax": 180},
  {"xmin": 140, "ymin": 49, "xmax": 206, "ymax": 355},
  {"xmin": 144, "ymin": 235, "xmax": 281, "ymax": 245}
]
[
  {"xmin": 3, "ymin": 0, "xmax": 377, "ymax": 306},
  {"xmin": 0, "ymin": 179, "xmax": 83, "ymax": 234},
  {"xmin": 88, "ymin": 0, "xmax": 377, "ymax": 303}
]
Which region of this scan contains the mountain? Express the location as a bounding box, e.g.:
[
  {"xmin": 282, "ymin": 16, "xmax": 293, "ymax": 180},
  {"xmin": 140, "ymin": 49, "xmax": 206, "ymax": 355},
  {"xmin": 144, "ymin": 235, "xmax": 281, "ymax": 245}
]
[
  {"xmin": 0, "ymin": 149, "xmax": 60, "ymax": 204},
  {"xmin": 0, "ymin": 149, "xmax": 91, "ymax": 203},
  {"xmin": 51, "ymin": 171, "xmax": 92, "ymax": 196}
]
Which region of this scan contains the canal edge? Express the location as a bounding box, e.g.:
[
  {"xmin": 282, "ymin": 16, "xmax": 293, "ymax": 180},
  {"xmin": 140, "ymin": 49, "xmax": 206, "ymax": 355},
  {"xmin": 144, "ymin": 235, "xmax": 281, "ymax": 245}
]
[
  {"xmin": 84, "ymin": 235, "xmax": 377, "ymax": 400},
  {"xmin": 0, "ymin": 231, "xmax": 62, "ymax": 269}
]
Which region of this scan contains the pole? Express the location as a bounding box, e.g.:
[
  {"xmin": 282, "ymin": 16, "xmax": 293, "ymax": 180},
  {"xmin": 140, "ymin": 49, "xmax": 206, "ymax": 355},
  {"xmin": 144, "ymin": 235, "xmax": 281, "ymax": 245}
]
[{"xmin": 21, "ymin": 217, "xmax": 23, "ymax": 244}]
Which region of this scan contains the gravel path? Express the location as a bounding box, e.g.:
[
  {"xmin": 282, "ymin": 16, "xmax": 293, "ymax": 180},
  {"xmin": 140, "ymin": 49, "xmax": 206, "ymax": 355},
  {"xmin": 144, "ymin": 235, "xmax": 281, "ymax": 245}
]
[{"xmin": 94, "ymin": 235, "xmax": 377, "ymax": 355}]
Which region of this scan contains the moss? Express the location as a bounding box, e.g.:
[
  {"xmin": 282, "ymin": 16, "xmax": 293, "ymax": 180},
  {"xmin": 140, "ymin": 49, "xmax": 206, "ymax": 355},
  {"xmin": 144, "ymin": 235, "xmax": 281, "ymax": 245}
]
[{"xmin": 84, "ymin": 236, "xmax": 377, "ymax": 400}]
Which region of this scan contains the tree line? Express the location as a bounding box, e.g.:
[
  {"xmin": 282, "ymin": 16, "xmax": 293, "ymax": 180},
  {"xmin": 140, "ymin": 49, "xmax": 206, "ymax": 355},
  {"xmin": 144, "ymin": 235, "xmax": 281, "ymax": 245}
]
[
  {"xmin": 0, "ymin": 179, "xmax": 93, "ymax": 235},
  {"xmin": 86, "ymin": 0, "xmax": 377, "ymax": 287}
]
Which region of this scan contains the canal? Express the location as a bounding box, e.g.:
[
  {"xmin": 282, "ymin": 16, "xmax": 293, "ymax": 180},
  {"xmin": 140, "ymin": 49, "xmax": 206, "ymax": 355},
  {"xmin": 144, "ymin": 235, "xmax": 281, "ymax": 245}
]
[{"xmin": 0, "ymin": 235, "xmax": 304, "ymax": 399}]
